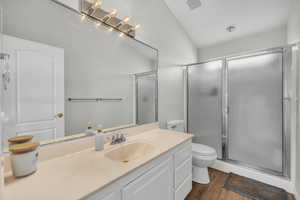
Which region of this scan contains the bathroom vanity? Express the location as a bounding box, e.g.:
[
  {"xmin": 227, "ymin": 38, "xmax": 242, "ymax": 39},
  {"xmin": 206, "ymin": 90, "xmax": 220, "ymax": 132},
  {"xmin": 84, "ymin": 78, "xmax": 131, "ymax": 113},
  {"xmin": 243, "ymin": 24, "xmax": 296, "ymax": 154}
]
[{"xmin": 3, "ymin": 126, "xmax": 192, "ymax": 200}]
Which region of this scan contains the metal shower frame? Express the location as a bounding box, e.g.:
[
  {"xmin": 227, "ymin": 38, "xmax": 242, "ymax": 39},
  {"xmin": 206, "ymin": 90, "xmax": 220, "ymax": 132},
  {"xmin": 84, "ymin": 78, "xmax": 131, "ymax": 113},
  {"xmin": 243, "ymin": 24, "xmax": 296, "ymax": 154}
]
[{"xmin": 185, "ymin": 45, "xmax": 296, "ymax": 178}]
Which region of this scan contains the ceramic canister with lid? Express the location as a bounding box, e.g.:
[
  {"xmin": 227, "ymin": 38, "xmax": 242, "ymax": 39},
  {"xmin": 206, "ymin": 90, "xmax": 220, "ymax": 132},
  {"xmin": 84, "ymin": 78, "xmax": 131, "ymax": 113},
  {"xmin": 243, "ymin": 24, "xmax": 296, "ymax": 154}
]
[
  {"xmin": 8, "ymin": 135, "xmax": 33, "ymax": 146},
  {"xmin": 9, "ymin": 142, "xmax": 40, "ymax": 177}
]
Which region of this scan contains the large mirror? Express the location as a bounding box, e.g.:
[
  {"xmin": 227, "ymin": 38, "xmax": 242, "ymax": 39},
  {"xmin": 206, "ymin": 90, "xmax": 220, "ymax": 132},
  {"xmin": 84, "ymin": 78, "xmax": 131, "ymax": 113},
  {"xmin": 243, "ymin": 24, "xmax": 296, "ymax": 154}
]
[{"xmin": 1, "ymin": 0, "xmax": 158, "ymax": 148}]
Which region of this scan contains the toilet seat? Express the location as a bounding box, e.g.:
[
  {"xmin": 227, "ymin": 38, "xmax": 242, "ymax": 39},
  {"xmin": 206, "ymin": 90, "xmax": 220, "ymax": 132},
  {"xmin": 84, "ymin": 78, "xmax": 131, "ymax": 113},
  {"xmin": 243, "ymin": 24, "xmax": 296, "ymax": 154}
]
[{"xmin": 192, "ymin": 143, "xmax": 217, "ymax": 157}]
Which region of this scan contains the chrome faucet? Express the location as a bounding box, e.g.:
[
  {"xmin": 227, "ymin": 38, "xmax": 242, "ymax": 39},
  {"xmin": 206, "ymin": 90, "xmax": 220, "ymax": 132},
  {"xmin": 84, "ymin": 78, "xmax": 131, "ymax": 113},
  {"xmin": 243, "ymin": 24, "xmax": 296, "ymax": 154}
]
[{"xmin": 111, "ymin": 133, "xmax": 126, "ymax": 145}]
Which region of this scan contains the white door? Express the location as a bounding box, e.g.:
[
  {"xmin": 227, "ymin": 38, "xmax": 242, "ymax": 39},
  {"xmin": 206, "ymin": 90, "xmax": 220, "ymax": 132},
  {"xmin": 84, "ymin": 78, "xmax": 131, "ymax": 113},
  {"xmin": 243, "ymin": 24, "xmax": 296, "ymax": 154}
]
[
  {"xmin": 122, "ymin": 158, "xmax": 173, "ymax": 200},
  {"xmin": 3, "ymin": 35, "xmax": 64, "ymax": 144}
]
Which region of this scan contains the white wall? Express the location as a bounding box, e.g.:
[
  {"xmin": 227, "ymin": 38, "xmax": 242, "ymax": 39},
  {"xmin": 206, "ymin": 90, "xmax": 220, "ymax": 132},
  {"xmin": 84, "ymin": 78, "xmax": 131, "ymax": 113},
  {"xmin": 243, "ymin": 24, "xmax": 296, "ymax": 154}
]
[
  {"xmin": 2, "ymin": 0, "xmax": 197, "ymax": 132},
  {"xmin": 287, "ymin": 0, "xmax": 300, "ymax": 44},
  {"xmin": 287, "ymin": 0, "xmax": 300, "ymax": 197},
  {"xmin": 128, "ymin": 0, "xmax": 198, "ymax": 128},
  {"xmin": 198, "ymin": 25, "xmax": 287, "ymax": 61}
]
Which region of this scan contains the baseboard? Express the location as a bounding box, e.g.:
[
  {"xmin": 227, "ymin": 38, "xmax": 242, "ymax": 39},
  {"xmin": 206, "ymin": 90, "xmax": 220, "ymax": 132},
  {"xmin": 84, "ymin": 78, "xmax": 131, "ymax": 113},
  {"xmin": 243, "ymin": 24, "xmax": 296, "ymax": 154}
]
[{"xmin": 211, "ymin": 160, "xmax": 294, "ymax": 193}]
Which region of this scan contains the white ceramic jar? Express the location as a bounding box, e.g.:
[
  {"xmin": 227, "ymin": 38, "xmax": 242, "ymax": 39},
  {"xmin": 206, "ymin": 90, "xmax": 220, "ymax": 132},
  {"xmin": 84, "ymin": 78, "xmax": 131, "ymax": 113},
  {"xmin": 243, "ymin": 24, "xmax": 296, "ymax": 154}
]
[{"xmin": 9, "ymin": 142, "xmax": 39, "ymax": 177}]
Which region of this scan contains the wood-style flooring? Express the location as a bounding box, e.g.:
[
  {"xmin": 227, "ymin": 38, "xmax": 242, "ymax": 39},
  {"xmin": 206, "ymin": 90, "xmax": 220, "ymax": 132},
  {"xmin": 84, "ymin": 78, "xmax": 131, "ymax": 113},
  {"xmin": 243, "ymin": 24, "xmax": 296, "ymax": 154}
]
[{"xmin": 185, "ymin": 168, "xmax": 295, "ymax": 200}]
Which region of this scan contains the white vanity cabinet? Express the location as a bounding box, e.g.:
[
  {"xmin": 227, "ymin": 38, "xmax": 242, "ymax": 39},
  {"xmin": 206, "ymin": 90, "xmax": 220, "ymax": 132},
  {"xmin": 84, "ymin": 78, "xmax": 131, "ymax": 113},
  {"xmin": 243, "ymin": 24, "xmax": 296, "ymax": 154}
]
[
  {"xmin": 83, "ymin": 140, "xmax": 192, "ymax": 200},
  {"xmin": 174, "ymin": 144, "xmax": 193, "ymax": 200},
  {"xmin": 100, "ymin": 192, "xmax": 121, "ymax": 200},
  {"xmin": 123, "ymin": 158, "xmax": 173, "ymax": 200}
]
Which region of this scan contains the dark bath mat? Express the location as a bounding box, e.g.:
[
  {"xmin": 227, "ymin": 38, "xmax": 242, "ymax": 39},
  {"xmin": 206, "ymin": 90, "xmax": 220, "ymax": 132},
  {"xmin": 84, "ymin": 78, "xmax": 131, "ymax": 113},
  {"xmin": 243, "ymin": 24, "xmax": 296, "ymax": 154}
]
[{"xmin": 223, "ymin": 173, "xmax": 288, "ymax": 200}]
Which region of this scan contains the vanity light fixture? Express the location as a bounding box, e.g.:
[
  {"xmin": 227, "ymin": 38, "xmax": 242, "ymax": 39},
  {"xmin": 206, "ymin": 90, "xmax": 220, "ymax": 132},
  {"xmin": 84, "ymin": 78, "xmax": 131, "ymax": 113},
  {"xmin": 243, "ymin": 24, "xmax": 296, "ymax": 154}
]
[
  {"xmin": 87, "ymin": 0, "xmax": 102, "ymax": 15},
  {"xmin": 128, "ymin": 24, "xmax": 141, "ymax": 34},
  {"xmin": 102, "ymin": 8, "xmax": 118, "ymax": 22},
  {"xmin": 80, "ymin": 0, "xmax": 139, "ymax": 38},
  {"xmin": 116, "ymin": 16, "xmax": 131, "ymax": 28}
]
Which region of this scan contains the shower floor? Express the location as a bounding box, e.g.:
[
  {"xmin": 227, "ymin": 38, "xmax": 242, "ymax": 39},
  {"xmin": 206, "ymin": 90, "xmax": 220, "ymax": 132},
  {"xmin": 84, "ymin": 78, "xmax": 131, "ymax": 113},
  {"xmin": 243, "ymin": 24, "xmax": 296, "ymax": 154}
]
[{"xmin": 185, "ymin": 168, "xmax": 295, "ymax": 200}]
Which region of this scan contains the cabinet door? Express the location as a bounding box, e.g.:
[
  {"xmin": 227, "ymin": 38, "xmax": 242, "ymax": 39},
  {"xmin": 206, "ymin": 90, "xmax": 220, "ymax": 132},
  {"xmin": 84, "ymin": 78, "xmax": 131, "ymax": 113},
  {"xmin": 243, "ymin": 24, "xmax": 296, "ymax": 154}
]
[{"xmin": 122, "ymin": 158, "xmax": 173, "ymax": 200}]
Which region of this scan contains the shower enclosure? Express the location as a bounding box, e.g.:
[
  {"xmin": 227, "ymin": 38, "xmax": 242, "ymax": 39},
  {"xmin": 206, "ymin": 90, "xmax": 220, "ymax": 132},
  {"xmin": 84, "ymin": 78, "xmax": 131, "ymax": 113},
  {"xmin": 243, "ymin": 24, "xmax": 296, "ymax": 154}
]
[{"xmin": 187, "ymin": 47, "xmax": 293, "ymax": 177}]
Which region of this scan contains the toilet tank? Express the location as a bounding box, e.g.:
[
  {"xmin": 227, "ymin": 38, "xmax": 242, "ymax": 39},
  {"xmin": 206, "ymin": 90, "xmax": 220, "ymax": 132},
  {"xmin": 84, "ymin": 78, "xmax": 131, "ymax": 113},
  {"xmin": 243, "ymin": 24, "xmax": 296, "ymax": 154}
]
[{"xmin": 167, "ymin": 120, "xmax": 185, "ymax": 132}]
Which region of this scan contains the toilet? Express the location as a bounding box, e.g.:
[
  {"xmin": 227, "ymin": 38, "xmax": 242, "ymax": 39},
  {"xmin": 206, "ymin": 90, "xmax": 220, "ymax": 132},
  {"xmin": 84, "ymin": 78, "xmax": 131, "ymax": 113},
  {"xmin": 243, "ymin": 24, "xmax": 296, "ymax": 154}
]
[
  {"xmin": 192, "ymin": 143, "xmax": 217, "ymax": 184},
  {"xmin": 167, "ymin": 120, "xmax": 217, "ymax": 184}
]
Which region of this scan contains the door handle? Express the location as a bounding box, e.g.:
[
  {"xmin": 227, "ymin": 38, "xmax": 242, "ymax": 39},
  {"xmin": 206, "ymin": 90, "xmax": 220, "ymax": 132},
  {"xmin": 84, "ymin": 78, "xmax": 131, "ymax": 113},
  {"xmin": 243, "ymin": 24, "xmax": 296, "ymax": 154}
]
[{"xmin": 55, "ymin": 113, "xmax": 64, "ymax": 118}]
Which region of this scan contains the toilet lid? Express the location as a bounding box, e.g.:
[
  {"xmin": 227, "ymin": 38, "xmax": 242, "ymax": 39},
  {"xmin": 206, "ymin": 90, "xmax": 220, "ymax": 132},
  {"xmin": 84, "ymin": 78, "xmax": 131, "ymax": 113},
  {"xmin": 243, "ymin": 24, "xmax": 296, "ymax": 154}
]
[{"xmin": 192, "ymin": 143, "xmax": 216, "ymax": 156}]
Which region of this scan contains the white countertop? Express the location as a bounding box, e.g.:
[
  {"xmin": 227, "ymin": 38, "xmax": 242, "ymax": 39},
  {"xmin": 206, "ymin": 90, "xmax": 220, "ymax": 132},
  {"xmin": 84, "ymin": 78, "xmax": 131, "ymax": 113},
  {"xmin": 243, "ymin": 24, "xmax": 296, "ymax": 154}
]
[{"xmin": 4, "ymin": 129, "xmax": 192, "ymax": 200}]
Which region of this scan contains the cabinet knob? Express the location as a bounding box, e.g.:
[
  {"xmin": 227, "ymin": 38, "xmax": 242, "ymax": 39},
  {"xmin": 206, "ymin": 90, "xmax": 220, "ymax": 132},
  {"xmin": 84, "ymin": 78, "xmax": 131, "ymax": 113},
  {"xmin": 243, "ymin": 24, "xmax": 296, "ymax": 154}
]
[{"xmin": 55, "ymin": 113, "xmax": 64, "ymax": 118}]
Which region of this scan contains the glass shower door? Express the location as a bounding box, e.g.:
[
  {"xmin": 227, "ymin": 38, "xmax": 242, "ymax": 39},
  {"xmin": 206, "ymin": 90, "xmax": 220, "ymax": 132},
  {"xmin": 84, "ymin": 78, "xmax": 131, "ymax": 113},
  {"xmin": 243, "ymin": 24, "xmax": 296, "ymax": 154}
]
[
  {"xmin": 188, "ymin": 60, "xmax": 223, "ymax": 158},
  {"xmin": 227, "ymin": 52, "xmax": 283, "ymax": 173},
  {"xmin": 135, "ymin": 72, "xmax": 157, "ymax": 125}
]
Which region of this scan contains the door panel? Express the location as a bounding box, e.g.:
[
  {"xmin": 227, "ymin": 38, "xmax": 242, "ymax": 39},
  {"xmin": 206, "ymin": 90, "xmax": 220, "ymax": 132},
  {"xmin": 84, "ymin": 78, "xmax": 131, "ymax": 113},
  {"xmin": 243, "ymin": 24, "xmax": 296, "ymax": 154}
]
[
  {"xmin": 17, "ymin": 51, "xmax": 55, "ymax": 123},
  {"xmin": 227, "ymin": 53, "xmax": 283, "ymax": 172},
  {"xmin": 17, "ymin": 128, "xmax": 56, "ymax": 142},
  {"xmin": 3, "ymin": 35, "xmax": 64, "ymax": 144},
  {"xmin": 188, "ymin": 60, "xmax": 223, "ymax": 158}
]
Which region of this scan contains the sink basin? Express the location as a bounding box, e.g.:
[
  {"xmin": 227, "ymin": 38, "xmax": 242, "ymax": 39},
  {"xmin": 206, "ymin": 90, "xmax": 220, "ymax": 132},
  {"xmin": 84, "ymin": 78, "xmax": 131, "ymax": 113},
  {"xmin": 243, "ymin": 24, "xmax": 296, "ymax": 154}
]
[{"xmin": 105, "ymin": 142, "xmax": 155, "ymax": 163}]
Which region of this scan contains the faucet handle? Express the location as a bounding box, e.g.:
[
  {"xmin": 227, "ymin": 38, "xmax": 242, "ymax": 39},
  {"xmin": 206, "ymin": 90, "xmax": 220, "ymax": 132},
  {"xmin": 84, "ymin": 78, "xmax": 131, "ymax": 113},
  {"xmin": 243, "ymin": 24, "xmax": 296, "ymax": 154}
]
[
  {"xmin": 111, "ymin": 135, "xmax": 116, "ymax": 144},
  {"xmin": 120, "ymin": 134, "xmax": 126, "ymax": 142}
]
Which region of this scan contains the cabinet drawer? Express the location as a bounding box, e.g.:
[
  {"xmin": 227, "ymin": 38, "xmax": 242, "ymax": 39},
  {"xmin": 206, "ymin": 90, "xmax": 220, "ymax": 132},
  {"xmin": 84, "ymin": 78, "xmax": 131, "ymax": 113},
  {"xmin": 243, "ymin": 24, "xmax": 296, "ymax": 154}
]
[
  {"xmin": 175, "ymin": 175, "xmax": 192, "ymax": 200},
  {"xmin": 174, "ymin": 143, "xmax": 192, "ymax": 167},
  {"xmin": 175, "ymin": 157, "xmax": 192, "ymax": 189}
]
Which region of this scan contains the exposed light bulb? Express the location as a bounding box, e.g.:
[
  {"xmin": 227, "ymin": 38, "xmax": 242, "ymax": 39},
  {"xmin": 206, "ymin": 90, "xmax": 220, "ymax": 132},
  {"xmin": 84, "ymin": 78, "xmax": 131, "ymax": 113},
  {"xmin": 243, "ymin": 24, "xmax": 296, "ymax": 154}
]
[
  {"xmin": 109, "ymin": 9, "xmax": 118, "ymax": 17},
  {"xmin": 95, "ymin": 22, "xmax": 101, "ymax": 28},
  {"xmin": 123, "ymin": 16, "xmax": 131, "ymax": 23},
  {"xmin": 293, "ymin": 45, "xmax": 299, "ymax": 51},
  {"xmin": 81, "ymin": 14, "xmax": 86, "ymax": 21},
  {"xmin": 108, "ymin": 27, "xmax": 114, "ymax": 32},
  {"xmin": 128, "ymin": 24, "xmax": 141, "ymax": 33},
  {"xmin": 92, "ymin": 0, "xmax": 102, "ymax": 9},
  {"xmin": 119, "ymin": 32, "xmax": 125, "ymax": 37},
  {"xmin": 134, "ymin": 24, "xmax": 141, "ymax": 30},
  {"xmin": 116, "ymin": 16, "xmax": 131, "ymax": 27}
]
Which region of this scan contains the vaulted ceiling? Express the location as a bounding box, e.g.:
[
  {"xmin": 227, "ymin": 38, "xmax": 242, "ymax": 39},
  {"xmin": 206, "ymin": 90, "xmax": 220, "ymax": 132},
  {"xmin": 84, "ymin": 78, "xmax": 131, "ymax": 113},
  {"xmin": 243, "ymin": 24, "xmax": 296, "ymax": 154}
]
[{"xmin": 163, "ymin": 0, "xmax": 292, "ymax": 47}]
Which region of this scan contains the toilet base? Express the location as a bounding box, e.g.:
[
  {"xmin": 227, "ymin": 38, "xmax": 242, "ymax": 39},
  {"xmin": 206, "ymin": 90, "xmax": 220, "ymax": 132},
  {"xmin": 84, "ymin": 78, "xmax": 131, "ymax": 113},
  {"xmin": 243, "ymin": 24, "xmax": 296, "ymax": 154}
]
[{"xmin": 192, "ymin": 166, "xmax": 210, "ymax": 184}]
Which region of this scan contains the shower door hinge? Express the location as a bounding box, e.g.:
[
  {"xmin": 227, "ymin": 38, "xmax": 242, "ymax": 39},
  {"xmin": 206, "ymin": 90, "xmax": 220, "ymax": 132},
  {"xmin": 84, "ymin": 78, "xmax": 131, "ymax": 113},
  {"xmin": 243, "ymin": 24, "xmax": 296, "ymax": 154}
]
[
  {"xmin": 283, "ymin": 97, "xmax": 292, "ymax": 102},
  {"xmin": 223, "ymin": 106, "xmax": 229, "ymax": 114}
]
